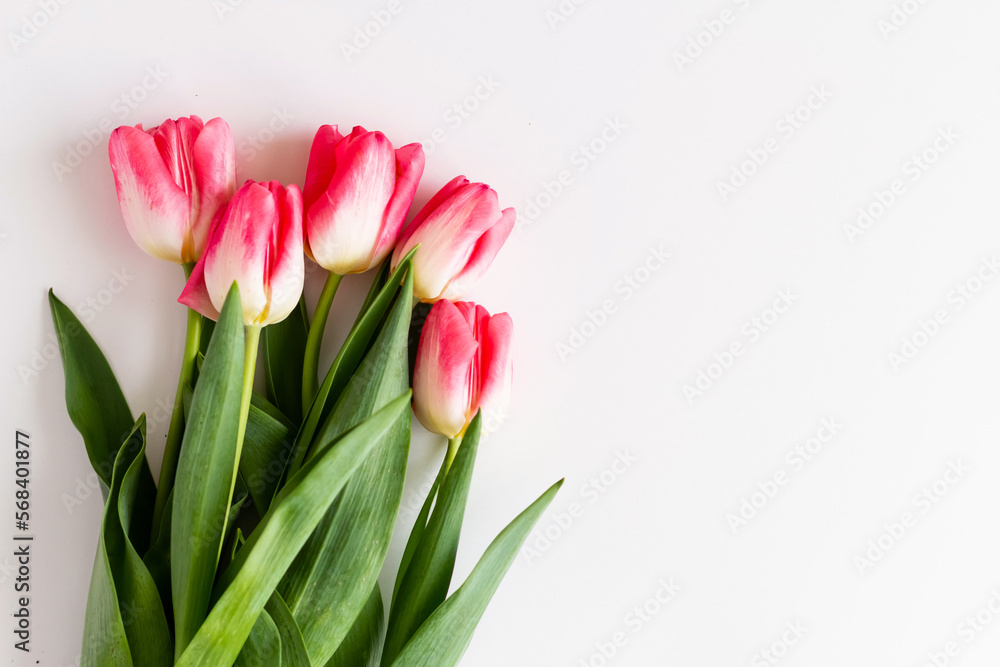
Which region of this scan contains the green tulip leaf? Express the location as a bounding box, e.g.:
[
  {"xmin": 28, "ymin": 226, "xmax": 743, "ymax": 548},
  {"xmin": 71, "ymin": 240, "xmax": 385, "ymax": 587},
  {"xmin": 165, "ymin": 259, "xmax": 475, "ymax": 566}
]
[
  {"xmin": 381, "ymin": 413, "xmax": 483, "ymax": 666},
  {"xmin": 240, "ymin": 393, "xmax": 296, "ymax": 514},
  {"xmin": 171, "ymin": 283, "xmax": 245, "ymax": 658},
  {"xmin": 81, "ymin": 415, "xmax": 172, "ymax": 667},
  {"xmin": 326, "ymin": 584, "xmax": 385, "ymax": 667},
  {"xmin": 266, "ymin": 592, "xmax": 312, "ymax": 667},
  {"xmin": 390, "ymin": 480, "xmax": 564, "ymax": 667},
  {"xmin": 278, "ymin": 270, "xmax": 412, "ymax": 665},
  {"xmin": 49, "ymin": 289, "xmax": 155, "ymax": 550},
  {"xmin": 289, "ymin": 247, "xmax": 418, "ymax": 477},
  {"xmin": 234, "ymin": 608, "xmax": 281, "ymax": 667},
  {"xmin": 173, "ymin": 391, "xmax": 412, "ymax": 667},
  {"xmin": 263, "ymin": 296, "xmax": 309, "ymax": 425}
]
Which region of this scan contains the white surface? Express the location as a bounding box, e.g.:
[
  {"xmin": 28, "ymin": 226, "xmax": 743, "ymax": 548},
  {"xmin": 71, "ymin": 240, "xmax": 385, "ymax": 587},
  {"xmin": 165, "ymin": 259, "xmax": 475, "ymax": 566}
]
[{"xmin": 2, "ymin": 0, "xmax": 1000, "ymax": 665}]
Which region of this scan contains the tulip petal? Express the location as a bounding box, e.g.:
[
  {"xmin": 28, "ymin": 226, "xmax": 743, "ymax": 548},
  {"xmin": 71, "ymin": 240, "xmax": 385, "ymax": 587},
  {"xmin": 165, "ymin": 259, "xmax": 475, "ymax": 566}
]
[
  {"xmin": 108, "ymin": 126, "xmax": 191, "ymax": 263},
  {"xmin": 203, "ymin": 182, "xmax": 275, "ymax": 323},
  {"xmin": 371, "ymin": 142, "xmax": 424, "ymax": 268},
  {"xmin": 477, "ymin": 311, "xmax": 513, "ymax": 418},
  {"xmin": 177, "ymin": 256, "xmax": 221, "ymax": 321},
  {"xmin": 393, "ymin": 176, "xmax": 469, "ymax": 264},
  {"xmin": 439, "ymin": 206, "xmax": 516, "ymax": 301},
  {"xmin": 303, "ymin": 125, "xmax": 344, "ymax": 213},
  {"xmin": 261, "ymin": 183, "xmax": 305, "ymax": 325},
  {"xmin": 191, "ymin": 118, "xmax": 237, "ymax": 260},
  {"xmin": 306, "ymin": 131, "xmax": 396, "ymax": 274},
  {"xmin": 413, "ymin": 300, "xmax": 478, "ymax": 438}
]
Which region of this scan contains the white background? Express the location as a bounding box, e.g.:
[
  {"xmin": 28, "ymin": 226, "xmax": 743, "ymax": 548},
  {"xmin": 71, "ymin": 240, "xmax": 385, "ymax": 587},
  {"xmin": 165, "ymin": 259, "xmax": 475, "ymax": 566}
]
[{"xmin": 2, "ymin": 0, "xmax": 1000, "ymax": 665}]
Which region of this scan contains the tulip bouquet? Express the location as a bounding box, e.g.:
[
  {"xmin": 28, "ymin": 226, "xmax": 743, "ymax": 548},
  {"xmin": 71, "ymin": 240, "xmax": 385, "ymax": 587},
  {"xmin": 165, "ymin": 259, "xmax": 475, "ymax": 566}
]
[{"xmin": 50, "ymin": 116, "xmax": 560, "ymax": 667}]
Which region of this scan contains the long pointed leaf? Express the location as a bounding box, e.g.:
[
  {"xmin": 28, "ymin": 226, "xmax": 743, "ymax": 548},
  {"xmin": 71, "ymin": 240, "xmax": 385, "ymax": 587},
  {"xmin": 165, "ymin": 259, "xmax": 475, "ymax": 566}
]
[
  {"xmin": 81, "ymin": 415, "xmax": 172, "ymax": 667},
  {"xmin": 49, "ymin": 289, "xmax": 155, "ymax": 549},
  {"xmin": 279, "ymin": 271, "xmax": 413, "ymax": 664},
  {"xmin": 241, "ymin": 394, "xmax": 295, "ymax": 514},
  {"xmin": 289, "ymin": 248, "xmax": 418, "ymax": 478},
  {"xmin": 326, "ymin": 584, "xmax": 385, "ymax": 667},
  {"xmin": 391, "ymin": 458, "xmax": 445, "ymax": 608},
  {"xmin": 266, "ymin": 592, "xmax": 312, "ymax": 667},
  {"xmin": 171, "ymin": 284, "xmax": 245, "ymax": 657},
  {"xmin": 382, "ymin": 413, "xmax": 483, "ymax": 666},
  {"xmin": 234, "ymin": 609, "xmax": 281, "ymax": 667},
  {"xmin": 390, "ymin": 480, "xmax": 564, "ymax": 667},
  {"xmin": 175, "ymin": 391, "xmax": 412, "ymax": 667}
]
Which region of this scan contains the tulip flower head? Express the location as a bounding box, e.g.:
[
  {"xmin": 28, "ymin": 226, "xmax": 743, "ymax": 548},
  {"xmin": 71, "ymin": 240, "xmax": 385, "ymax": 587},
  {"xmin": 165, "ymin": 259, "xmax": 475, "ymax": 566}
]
[
  {"xmin": 413, "ymin": 300, "xmax": 513, "ymax": 438},
  {"xmin": 303, "ymin": 125, "xmax": 424, "ymax": 275},
  {"xmin": 108, "ymin": 116, "xmax": 236, "ymax": 264},
  {"xmin": 392, "ymin": 176, "xmax": 516, "ymax": 302},
  {"xmin": 179, "ymin": 180, "xmax": 304, "ymax": 327}
]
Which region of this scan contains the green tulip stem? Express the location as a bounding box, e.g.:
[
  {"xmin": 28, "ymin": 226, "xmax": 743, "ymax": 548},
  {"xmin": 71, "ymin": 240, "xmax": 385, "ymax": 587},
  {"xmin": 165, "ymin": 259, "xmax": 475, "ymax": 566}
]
[
  {"xmin": 151, "ymin": 262, "xmax": 202, "ymax": 538},
  {"xmin": 222, "ymin": 324, "xmax": 261, "ymax": 545},
  {"xmin": 444, "ymin": 434, "xmax": 463, "ymax": 474},
  {"xmin": 302, "ymin": 271, "xmax": 343, "ymax": 415}
]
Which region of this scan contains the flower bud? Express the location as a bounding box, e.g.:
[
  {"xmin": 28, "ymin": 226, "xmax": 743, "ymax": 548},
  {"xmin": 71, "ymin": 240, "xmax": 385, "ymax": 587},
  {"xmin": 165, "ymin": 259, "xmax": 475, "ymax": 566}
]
[
  {"xmin": 391, "ymin": 176, "xmax": 515, "ymax": 301},
  {"xmin": 179, "ymin": 180, "xmax": 304, "ymax": 326},
  {"xmin": 304, "ymin": 125, "xmax": 424, "ymax": 275},
  {"xmin": 109, "ymin": 116, "xmax": 236, "ymax": 264},
  {"xmin": 413, "ymin": 300, "xmax": 513, "ymax": 438}
]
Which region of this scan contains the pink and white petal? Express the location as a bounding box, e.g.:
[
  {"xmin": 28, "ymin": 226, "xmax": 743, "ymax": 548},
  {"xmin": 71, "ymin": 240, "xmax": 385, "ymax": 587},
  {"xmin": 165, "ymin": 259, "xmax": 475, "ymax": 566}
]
[
  {"xmin": 177, "ymin": 255, "xmax": 221, "ymax": 321},
  {"xmin": 439, "ymin": 206, "xmax": 516, "ymax": 301},
  {"xmin": 476, "ymin": 312, "xmax": 513, "ymax": 417},
  {"xmin": 371, "ymin": 143, "xmax": 425, "ymax": 268},
  {"xmin": 262, "ymin": 184, "xmax": 305, "ymax": 325},
  {"xmin": 191, "ymin": 118, "xmax": 237, "ymax": 260},
  {"xmin": 152, "ymin": 118, "xmax": 202, "ymax": 200},
  {"xmin": 109, "ymin": 126, "xmax": 190, "ymax": 263},
  {"xmin": 307, "ymin": 132, "xmax": 396, "ymax": 274},
  {"xmin": 303, "ymin": 125, "xmax": 344, "ymax": 212},
  {"xmin": 409, "ymin": 184, "xmax": 499, "ymax": 283},
  {"xmin": 413, "ymin": 300, "xmax": 478, "ymax": 437},
  {"xmin": 392, "ymin": 175, "xmax": 470, "ymax": 265},
  {"xmin": 204, "ymin": 182, "xmax": 274, "ymax": 323}
]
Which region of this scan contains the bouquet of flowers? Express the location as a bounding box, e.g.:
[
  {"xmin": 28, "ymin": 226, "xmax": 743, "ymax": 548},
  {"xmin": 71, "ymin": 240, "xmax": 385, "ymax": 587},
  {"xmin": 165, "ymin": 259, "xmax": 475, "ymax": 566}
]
[{"xmin": 50, "ymin": 115, "xmax": 561, "ymax": 666}]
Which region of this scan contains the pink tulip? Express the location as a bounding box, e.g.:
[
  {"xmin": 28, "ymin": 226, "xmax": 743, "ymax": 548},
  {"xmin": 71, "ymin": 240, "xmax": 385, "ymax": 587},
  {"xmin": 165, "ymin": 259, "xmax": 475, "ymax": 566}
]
[
  {"xmin": 303, "ymin": 125, "xmax": 424, "ymax": 275},
  {"xmin": 413, "ymin": 300, "xmax": 513, "ymax": 438},
  {"xmin": 391, "ymin": 176, "xmax": 515, "ymax": 302},
  {"xmin": 108, "ymin": 116, "xmax": 236, "ymax": 264},
  {"xmin": 179, "ymin": 180, "xmax": 304, "ymax": 327}
]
